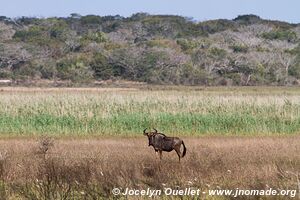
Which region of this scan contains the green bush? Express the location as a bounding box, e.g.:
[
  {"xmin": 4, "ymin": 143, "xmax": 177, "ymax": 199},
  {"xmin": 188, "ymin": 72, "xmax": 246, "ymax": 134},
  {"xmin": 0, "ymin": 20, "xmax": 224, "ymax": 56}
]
[
  {"xmin": 13, "ymin": 26, "xmax": 52, "ymax": 46},
  {"xmin": 13, "ymin": 62, "xmax": 41, "ymax": 79},
  {"xmin": 141, "ymin": 15, "xmax": 205, "ymax": 38},
  {"xmin": 209, "ymin": 47, "xmax": 227, "ymax": 58},
  {"xmin": 288, "ymin": 45, "xmax": 300, "ymax": 78},
  {"xmin": 13, "ymin": 26, "xmax": 44, "ymax": 41},
  {"xmin": 82, "ymin": 31, "xmax": 107, "ymax": 43},
  {"xmin": 199, "ymin": 19, "xmax": 236, "ymax": 33},
  {"xmin": 289, "ymin": 64, "xmax": 300, "ymax": 78},
  {"xmin": 56, "ymin": 56, "xmax": 93, "ymax": 83},
  {"xmin": 176, "ymin": 39, "xmax": 198, "ymax": 51},
  {"xmin": 0, "ymin": 69, "xmax": 11, "ymax": 79},
  {"xmin": 90, "ymin": 53, "xmax": 113, "ymax": 80},
  {"xmin": 49, "ymin": 21, "xmax": 68, "ymax": 39},
  {"xmin": 230, "ymin": 44, "xmax": 249, "ymax": 53},
  {"xmin": 179, "ymin": 64, "xmax": 209, "ymax": 85},
  {"xmin": 80, "ymin": 15, "xmax": 101, "ymax": 25},
  {"xmin": 39, "ymin": 62, "xmax": 57, "ymax": 79},
  {"xmin": 261, "ymin": 30, "xmax": 297, "ymax": 42},
  {"xmin": 225, "ymin": 73, "xmax": 241, "ymax": 85},
  {"xmin": 233, "ymin": 14, "xmax": 261, "ymax": 25}
]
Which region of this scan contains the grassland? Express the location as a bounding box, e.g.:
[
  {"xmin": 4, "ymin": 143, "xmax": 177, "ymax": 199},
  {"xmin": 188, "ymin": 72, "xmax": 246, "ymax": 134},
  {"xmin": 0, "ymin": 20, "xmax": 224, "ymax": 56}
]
[
  {"xmin": 0, "ymin": 136, "xmax": 299, "ymax": 199},
  {"xmin": 0, "ymin": 87, "xmax": 300, "ymax": 136},
  {"xmin": 0, "ymin": 87, "xmax": 299, "ymax": 199}
]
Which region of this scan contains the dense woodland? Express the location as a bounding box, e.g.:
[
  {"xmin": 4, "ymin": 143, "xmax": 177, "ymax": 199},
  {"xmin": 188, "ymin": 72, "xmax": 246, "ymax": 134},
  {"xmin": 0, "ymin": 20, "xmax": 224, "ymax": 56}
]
[{"xmin": 0, "ymin": 13, "xmax": 300, "ymax": 86}]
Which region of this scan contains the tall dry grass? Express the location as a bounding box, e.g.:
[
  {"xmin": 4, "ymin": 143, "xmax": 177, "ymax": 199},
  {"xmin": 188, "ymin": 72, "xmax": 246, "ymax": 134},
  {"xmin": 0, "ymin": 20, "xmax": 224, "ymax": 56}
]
[{"xmin": 0, "ymin": 136, "xmax": 299, "ymax": 199}]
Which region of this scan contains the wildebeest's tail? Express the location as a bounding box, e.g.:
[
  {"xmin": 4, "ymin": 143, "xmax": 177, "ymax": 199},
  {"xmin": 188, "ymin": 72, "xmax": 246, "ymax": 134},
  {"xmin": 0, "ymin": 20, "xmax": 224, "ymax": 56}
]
[{"xmin": 181, "ymin": 141, "xmax": 186, "ymax": 157}]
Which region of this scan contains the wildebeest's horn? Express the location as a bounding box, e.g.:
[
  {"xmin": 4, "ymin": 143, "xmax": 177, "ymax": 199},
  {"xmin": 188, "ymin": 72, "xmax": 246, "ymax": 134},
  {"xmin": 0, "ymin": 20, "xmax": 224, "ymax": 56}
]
[
  {"xmin": 154, "ymin": 128, "xmax": 157, "ymax": 133},
  {"xmin": 143, "ymin": 128, "xmax": 147, "ymax": 134}
]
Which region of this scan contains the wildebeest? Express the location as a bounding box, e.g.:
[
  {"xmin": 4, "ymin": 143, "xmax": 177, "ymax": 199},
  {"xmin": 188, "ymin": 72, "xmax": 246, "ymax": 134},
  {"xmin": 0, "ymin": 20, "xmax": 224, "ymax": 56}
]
[{"xmin": 143, "ymin": 128, "xmax": 186, "ymax": 162}]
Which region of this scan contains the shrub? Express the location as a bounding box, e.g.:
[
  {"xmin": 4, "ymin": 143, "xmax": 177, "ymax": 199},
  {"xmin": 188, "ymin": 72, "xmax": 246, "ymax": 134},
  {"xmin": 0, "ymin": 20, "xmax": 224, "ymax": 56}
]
[
  {"xmin": 0, "ymin": 69, "xmax": 11, "ymax": 79},
  {"xmin": 90, "ymin": 53, "xmax": 113, "ymax": 80},
  {"xmin": 13, "ymin": 26, "xmax": 52, "ymax": 46},
  {"xmin": 13, "ymin": 26, "xmax": 44, "ymax": 41},
  {"xmin": 261, "ymin": 30, "xmax": 297, "ymax": 42},
  {"xmin": 230, "ymin": 44, "xmax": 249, "ymax": 53},
  {"xmin": 199, "ymin": 19, "xmax": 236, "ymax": 34},
  {"xmin": 176, "ymin": 39, "xmax": 198, "ymax": 51},
  {"xmin": 80, "ymin": 15, "xmax": 101, "ymax": 25},
  {"xmin": 209, "ymin": 47, "xmax": 227, "ymax": 58},
  {"xmin": 288, "ymin": 45, "xmax": 300, "ymax": 78},
  {"xmin": 49, "ymin": 21, "xmax": 68, "ymax": 39},
  {"xmin": 82, "ymin": 31, "xmax": 107, "ymax": 43},
  {"xmin": 13, "ymin": 62, "xmax": 42, "ymax": 80},
  {"xmin": 233, "ymin": 14, "xmax": 262, "ymax": 24},
  {"xmin": 56, "ymin": 56, "xmax": 93, "ymax": 83},
  {"xmin": 38, "ymin": 62, "xmax": 57, "ymax": 79}
]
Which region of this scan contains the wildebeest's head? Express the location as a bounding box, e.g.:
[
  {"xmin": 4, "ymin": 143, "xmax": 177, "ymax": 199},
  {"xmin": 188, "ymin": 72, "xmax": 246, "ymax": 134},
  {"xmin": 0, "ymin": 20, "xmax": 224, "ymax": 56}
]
[{"xmin": 143, "ymin": 128, "xmax": 158, "ymax": 146}]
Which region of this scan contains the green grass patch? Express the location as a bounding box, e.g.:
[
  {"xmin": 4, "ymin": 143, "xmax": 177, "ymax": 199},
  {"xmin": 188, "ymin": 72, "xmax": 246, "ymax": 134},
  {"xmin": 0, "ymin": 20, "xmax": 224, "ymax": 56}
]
[
  {"xmin": 0, "ymin": 89, "xmax": 300, "ymax": 136},
  {"xmin": 0, "ymin": 112, "xmax": 299, "ymax": 136}
]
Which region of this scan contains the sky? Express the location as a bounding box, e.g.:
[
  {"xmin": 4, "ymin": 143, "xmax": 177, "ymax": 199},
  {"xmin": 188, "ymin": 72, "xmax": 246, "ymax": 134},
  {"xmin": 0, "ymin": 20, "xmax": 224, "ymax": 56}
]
[{"xmin": 0, "ymin": 0, "xmax": 299, "ymax": 23}]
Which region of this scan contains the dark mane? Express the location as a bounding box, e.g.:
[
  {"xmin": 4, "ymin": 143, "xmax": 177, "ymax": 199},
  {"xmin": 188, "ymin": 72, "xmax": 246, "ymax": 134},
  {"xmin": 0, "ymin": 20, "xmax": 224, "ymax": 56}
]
[{"xmin": 153, "ymin": 132, "xmax": 166, "ymax": 137}]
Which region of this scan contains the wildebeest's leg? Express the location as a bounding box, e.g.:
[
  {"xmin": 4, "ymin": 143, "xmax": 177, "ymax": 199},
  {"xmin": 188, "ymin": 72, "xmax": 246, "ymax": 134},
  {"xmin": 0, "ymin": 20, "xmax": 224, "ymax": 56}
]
[
  {"xmin": 159, "ymin": 150, "xmax": 162, "ymax": 160},
  {"xmin": 155, "ymin": 150, "xmax": 158, "ymax": 157},
  {"xmin": 175, "ymin": 148, "xmax": 181, "ymax": 162}
]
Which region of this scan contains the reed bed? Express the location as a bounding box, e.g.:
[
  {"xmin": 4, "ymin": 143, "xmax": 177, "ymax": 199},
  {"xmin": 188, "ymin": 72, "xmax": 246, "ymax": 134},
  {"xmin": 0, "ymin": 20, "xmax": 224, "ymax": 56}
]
[{"xmin": 0, "ymin": 87, "xmax": 299, "ymax": 136}]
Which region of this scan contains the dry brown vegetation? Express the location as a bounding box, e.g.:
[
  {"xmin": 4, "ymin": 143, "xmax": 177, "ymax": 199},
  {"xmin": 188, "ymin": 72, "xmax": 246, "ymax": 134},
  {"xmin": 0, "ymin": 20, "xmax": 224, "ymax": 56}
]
[{"xmin": 0, "ymin": 136, "xmax": 299, "ymax": 199}]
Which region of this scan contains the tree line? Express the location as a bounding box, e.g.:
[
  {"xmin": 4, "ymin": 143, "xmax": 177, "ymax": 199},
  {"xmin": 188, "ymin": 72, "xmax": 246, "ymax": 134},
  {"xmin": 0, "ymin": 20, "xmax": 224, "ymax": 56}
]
[{"xmin": 0, "ymin": 13, "xmax": 299, "ymax": 86}]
